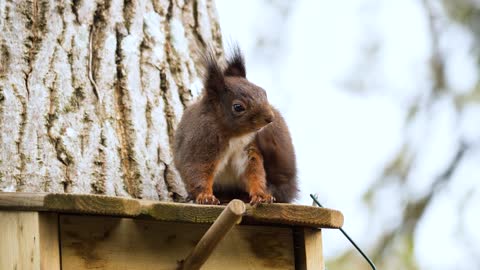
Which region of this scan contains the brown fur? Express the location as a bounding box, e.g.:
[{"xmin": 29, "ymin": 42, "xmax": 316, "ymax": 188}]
[
  {"xmin": 174, "ymin": 45, "xmax": 298, "ymax": 205},
  {"xmin": 244, "ymin": 142, "xmax": 274, "ymax": 205}
]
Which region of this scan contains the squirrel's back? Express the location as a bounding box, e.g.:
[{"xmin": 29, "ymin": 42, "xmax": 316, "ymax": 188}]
[{"xmin": 256, "ymin": 108, "xmax": 298, "ymax": 202}]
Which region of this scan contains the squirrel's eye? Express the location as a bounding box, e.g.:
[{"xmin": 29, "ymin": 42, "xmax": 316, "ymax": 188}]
[{"xmin": 233, "ymin": 103, "xmax": 245, "ymax": 113}]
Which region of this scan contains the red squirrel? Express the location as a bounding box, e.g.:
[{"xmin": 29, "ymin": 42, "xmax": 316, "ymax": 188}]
[{"xmin": 174, "ymin": 46, "xmax": 298, "ymax": 205}]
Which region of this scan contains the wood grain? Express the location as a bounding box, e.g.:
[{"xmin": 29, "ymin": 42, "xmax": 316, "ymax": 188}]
[
  {"xmin": 0, "ymin": 192, "xmax": 141, "ymax": 216},
  {"xmin": 60, "ymin": 214, "xmax": 295, "ymax": 270},
  {"xmin": 303, "ymin": 228, "xmax": 324, "ymax": 270},
  {"xmin": 39, "ymin": 213, "xmax": 61, "ymax": 270},
  {"xmin": 141, "ymin": 199, "xmax": 226, "ymax": 223},
  {"xmin": 245, "ymin": 203, "xmax": 343, "ymax": 228},
  {"xmin": 0, "ymin": 192, "xmax": 344, "ymax": 228},
  {"xmin": 294, "ymin": 228, "xmax": 324, "ymax": 270},
  {"xmin": 0, "ymin": 211, "xmax": 60, "ymax": 270},
  {"xmin": 143, "ymin": 200, "xmax": 343, "ymax": 229}
]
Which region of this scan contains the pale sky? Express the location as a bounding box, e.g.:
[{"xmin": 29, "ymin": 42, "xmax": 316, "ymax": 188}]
[{"xmin": 216, "ymin": 0, "xmax": 480, "ymax": 269}]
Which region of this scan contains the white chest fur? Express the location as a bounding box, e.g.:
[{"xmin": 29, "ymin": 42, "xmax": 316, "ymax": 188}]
[{"xmin": 213, "ymin": 133, "xmax": 255, "ymax": 189}]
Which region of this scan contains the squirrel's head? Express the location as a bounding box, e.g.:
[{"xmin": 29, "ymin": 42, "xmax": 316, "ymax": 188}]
[{"xmin": 203, "ymin": 46, "xmax": 275, "ymax": 136}]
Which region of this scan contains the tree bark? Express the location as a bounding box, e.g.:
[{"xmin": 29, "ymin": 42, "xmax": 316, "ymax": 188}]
[{"xmin": 0, "ymin": 0, "xmax": 222, "ymax": 201}]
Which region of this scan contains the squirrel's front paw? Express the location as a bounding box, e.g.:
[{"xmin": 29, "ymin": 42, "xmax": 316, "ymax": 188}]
[
  {"xmin": 195, "ymin": 192, "xmax": 220, "ymax": 205},
  {"xmin": 249, "ymin": 193, "xmax": 275, "ymax": 206}
]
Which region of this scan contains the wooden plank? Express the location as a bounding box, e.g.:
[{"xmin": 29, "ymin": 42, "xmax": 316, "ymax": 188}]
[
  {"xmin": 140, "ymin": 200, "xmax": 225, "ymax": 224},
  {"xmin": 245, "ymin": 203, "xmax": 343, "ymax": 228},
  {"xmin": 293, "ymin": 228, "xmax": 324, "ymax": 270},
  {"xmin": 0, "ymin": 192, "xmax": 344, "ymax": 228},
  {"xmin": 0, "ymin": 211, "xmax": 41, "ymax": 270},
  {"xmin": 60, "ymin": 214, "xmax": 295, "ymax": 270},
  {"xmin": 0, "ymin": 192, "xmax": 141, "ymax": 216},
  {"xmin": 304, "ymin": 228, "xmax": 324, "ymax": 269},
  {"xmin": 143, "ymin": 201, "xmax": 343, "ymax": 229},
  {"xmin": 39, "ymin": 213, "xmax": 61, "ymax": 270},
  {"xmin": 0, "ymin": 211, "xmax": 60, "ymax": 270}
]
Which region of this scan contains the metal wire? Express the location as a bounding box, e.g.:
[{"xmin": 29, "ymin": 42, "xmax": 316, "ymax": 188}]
[{"xmin": 310, "ymin": 194, "xmax": 377, "ymax": 270}]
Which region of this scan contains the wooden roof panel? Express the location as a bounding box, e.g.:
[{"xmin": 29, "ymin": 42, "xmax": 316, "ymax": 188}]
[{"xmin": 0, "ymin": 192, "xmax": 343, "ymax": 229}]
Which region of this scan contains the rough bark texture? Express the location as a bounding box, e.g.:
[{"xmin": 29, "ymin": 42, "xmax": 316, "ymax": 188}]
[{"xmin": 0, "ymin": 0, "xmax": 223, "ymax": 201}]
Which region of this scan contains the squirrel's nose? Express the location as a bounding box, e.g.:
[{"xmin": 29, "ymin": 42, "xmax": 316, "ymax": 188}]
[{"xmin": 264, "ymin": 111, "xmax": 274, "ymax": 124}]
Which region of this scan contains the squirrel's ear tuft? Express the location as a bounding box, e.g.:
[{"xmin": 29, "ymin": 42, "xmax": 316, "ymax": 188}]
[
  {"xmin": 203, "ymin": 49, "xmax": 225, "ymax": 97},
  {"xmin": 224, "ymin": 45, "xmax": 246, "ymax": 78}
]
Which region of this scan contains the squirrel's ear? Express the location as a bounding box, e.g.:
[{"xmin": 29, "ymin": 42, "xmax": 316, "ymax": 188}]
[
  {"xmin": 224, "ymin": 45, "xmax": 246, "ymax": 78},
  {"xmin": 203, "ymin": 50, "xmax": 225, "ymax": 97}
]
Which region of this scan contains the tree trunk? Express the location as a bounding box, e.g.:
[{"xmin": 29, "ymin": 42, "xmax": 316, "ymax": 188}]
[{"xmin": 0, "ymin": 0, "xmax": 222, "ymax": 201}]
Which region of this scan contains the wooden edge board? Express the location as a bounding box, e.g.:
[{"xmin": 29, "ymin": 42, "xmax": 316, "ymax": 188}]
[
  {"xmin": 141, "ymin": 200, "xmax": 225, "ymax": 223},
  {"xmin": 293, "ymin": 227, "xmax": 324, "ymax": 270},
  {"xmin": 0, "ymin": 192, "xmax": 344, "ymax": 228},
  {"xmin": 245, "ymin": 203, "xmax": 344, "ymax": 228},
  {"xmin": 0, "ymin": 192, "xmax": 141, "ymax": 216},
  {"xmin": 142, "ymin": 202, "xmax": 343, "ymax": 228}
]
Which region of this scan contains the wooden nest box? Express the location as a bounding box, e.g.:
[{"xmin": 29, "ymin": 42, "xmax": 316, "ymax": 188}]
[{"xmin": 0, "ymin": 193, "xmax": 343, "ymax": 269}]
